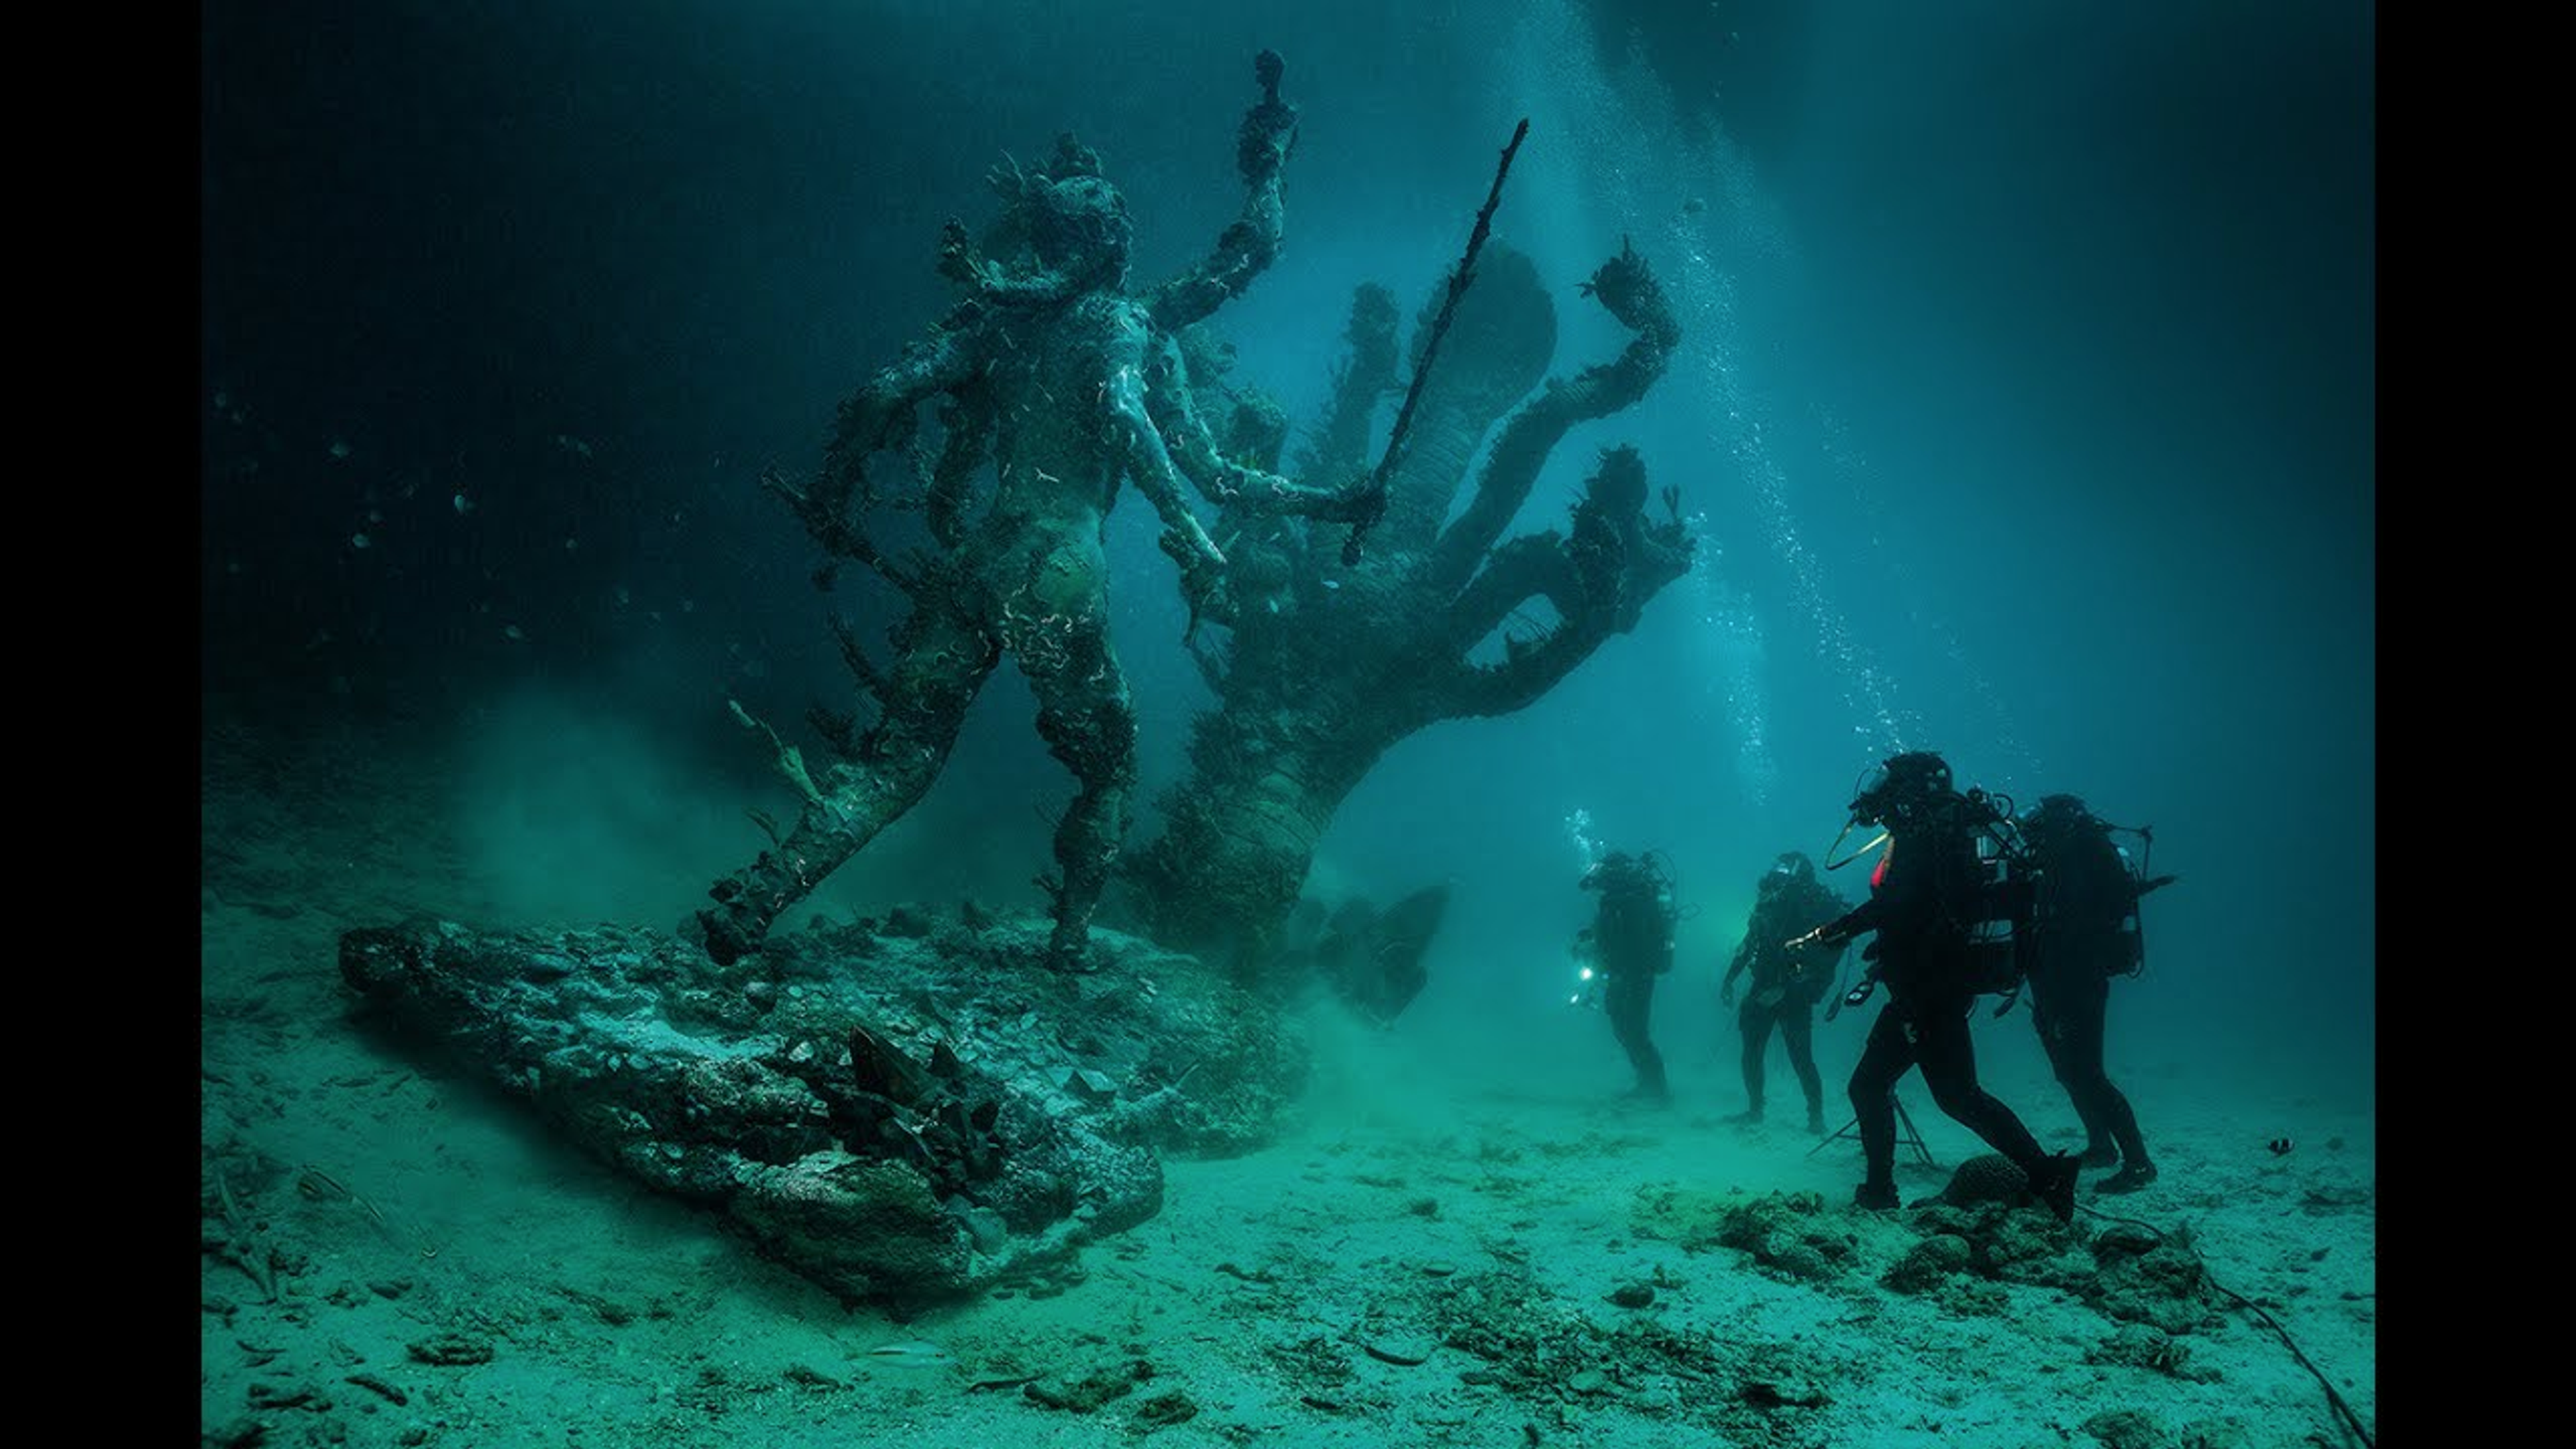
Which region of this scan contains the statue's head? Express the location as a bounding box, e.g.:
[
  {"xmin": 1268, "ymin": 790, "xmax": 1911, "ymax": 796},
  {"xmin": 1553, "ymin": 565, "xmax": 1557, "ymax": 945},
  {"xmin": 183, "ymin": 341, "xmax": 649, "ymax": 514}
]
[
  {"xmin": 987, "ymin": 133, "xmax": 1132, "ymax": 287},
  {"xmin": 1025, "ymin": 172, "xmax": 1132, "ymax": 278}
]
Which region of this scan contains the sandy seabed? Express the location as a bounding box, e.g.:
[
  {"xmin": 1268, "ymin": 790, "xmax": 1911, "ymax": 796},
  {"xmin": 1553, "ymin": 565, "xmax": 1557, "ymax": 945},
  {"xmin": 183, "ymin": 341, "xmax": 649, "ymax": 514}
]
[{"xmin": 202, "ymin": 719, "xmax": 2373, "ymax": 1449}]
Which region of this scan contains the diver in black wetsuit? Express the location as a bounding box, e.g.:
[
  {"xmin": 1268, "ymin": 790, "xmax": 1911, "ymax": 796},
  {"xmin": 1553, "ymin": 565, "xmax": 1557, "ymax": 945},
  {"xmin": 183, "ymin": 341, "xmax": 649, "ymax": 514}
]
[
  {"xmin": 2019, "ymin": 793, "xmax": 2168, "ymax": 1195},
  {"xmin": 1720, "ymin": 852, "xmax": 1846, "ymax": 1133},
  {"xmin": 1581, "ymin": 850, "xmax": 1676, "ymax": 1104},
  {"xmin": 1798, "ymin": 752, "xmax": 2080, "ymax": 1221}
]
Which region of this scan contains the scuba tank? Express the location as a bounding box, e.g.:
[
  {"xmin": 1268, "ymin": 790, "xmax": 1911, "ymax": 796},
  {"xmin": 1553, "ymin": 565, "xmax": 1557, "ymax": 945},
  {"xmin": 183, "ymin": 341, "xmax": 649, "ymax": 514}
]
[
  {"xmin": 1965, "ymin": 821, "xmax": 2023, "ymax": 998},
  {"xmin": 1951, "ymin": 786, "xmax": 2038, "ymax": 1013},
  {"xmin": 2113, "ymin": 844, "xmax": 2143, "ymax": 974},
  {"xmin": 2051, "ymin": 812, "xmax": 2161, "ymax": 981},
  {"xmin": 1650, "ymin": 861, "xmax": 1678, "ymax": 971},
  {"xmin": 2022, "ymin": 799, "xmax": 2171, "ymax": 984},
  {"xmin": 2110, "ymin": 839, "xmax": 2175, "ymax": 978},
  {"xmin": 1631, "ymin": 850, "xmax": 1682, "ymax": 973}
]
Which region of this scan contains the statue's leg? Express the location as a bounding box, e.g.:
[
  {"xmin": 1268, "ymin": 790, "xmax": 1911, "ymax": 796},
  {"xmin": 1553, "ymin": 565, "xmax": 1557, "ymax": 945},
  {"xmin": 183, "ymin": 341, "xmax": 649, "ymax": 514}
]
[
  {"xmin": 700, "ymin": 594, "xmax": 1000, "ymax": 965},
  {"xmin": 1003, "ymin": 546, "xmax": 1139, "ymax": 968}
]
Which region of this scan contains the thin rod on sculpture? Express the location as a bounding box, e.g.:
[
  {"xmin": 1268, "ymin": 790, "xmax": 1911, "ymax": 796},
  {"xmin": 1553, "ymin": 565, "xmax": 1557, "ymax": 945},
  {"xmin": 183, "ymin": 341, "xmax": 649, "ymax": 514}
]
[{"xmin": 1341, "ymin": 117, "xmax": 1531, "ymax": 566}]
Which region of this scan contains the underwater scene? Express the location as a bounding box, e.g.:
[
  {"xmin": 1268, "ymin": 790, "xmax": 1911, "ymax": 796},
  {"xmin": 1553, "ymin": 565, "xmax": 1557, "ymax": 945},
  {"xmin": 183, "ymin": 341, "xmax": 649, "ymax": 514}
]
[{"xmin": 201, "ymin": 3, "xmax": 2373, "ymax": 1446}]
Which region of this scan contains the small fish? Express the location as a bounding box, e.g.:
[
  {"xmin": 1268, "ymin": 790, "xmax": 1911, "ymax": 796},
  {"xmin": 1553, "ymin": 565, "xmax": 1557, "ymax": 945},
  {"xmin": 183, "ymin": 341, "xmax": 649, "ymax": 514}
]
[
  {"xmin": 865, "ymin": 1340, "xmax": 956, "ymax": 1368},
  {"xmin": 453, "ymin": 492, "xmax": 476, "ymax": 516},
  {"xmin": 502, "ymin": 624, "xmax": 525, "ymax": 641},
  {"xmin": 329, "ymin": 439, "xmax": 352, "ymax": 461}
]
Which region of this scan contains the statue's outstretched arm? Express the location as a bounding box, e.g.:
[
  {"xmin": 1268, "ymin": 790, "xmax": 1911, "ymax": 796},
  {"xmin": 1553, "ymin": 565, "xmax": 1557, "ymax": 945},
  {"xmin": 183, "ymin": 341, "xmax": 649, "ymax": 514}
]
[
  {"xmin": 807, "ymin": 320, "xmax": 984, "ymax": 523},
  {"xmin": 1104, "ymin": 320, "xmax": 1231, "ymax": 621},
  {"xmin": 1148, "ymin": 50, "xmax": 1298, "ymax": 333},
  {"xmin": 1142, "ymin": 337, "xmax": 1377, "ymax": 522}
]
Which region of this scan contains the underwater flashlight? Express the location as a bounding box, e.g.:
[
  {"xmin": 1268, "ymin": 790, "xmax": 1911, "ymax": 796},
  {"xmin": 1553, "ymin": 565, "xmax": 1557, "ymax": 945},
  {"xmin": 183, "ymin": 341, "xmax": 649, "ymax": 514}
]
[{"xmin": 1566, "ymin": 957, "xmax": 1603, "ymax": 1010}]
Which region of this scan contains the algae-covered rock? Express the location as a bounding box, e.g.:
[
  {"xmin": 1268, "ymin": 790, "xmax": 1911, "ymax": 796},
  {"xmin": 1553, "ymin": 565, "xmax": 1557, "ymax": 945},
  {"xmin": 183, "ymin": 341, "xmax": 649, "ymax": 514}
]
[
  {"xmin": 1933, "ymin": 1152, "xmax": 2041, "ymax": 1209},
  {"xmin": 1882, "ymin": 1232, "xmax": 1972, "ymax": 1294},
  {"xmin": 1714, "ymin": 1191, "xmax": 1856, "ymax": 1283},
  {"xmin": 732, "ymin": 1155, "xmax": 969, "ymax": 1303},
  {"xmin": 1633, "ymin": 1185, "xmax": 1854, "ymax": 1283},
  {"xmin": 2087, "ymin": 1222, "xmax": 2218, "ymax": 1334},
  {"xmin": 340, "ymin": 913, "xmax": 1302, "ymax": 1307},
  {"xmin": 1875, "ymin": 1162, "xmax": 2218, "ymax": 1337}
]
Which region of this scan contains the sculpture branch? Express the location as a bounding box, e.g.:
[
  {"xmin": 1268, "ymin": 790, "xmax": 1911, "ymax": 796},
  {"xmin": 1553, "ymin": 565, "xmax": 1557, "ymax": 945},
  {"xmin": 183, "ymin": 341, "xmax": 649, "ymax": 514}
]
[
  {"xmin": 1436, "ymin": 542, "xmax": 1601, "ymax": 718},
  {"xmin": 1427, "ymin": 239, "xmax": 1677, "ymax": 594},
  {"xmin": 1293, "ymin": 284, "xmax": 1401, "ymax": 482}
]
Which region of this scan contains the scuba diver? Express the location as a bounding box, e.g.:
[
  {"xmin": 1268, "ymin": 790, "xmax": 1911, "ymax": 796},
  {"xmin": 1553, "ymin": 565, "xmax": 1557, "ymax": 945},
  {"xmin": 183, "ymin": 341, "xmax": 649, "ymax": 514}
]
[
  {"xmin": 2017, "ymin": 793, "xmax": 2176, "ymax": 1195},
  {"xmin": 1794, "ymin": 751, "xmax": 2082, "ymax": 1222},
  {"xmin": 1719, "ymin": 852, "xmax": 1847, "ymax": 1133},
  {"xmin": 1578, "ymin": 849, "xmax": 1678, "ymax": 1104}
]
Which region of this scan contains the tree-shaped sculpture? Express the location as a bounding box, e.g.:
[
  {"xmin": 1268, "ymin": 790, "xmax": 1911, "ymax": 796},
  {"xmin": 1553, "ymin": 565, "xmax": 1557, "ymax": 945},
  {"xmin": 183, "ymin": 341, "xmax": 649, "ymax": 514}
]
[{"xmin": 1115, "ymin": 237, "xmax": 1695, "ymax": 998}]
